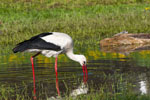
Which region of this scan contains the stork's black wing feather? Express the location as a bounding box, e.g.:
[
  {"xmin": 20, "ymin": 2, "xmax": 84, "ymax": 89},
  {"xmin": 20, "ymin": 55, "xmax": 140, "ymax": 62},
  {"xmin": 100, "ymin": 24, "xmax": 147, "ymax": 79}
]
[
  {"xmin": 29, "ymin": 38, "xmax": 61, "ymax": 51},
  {"xmin": 12, "ymin": 32, "xmax": 61, "ymax": 53}
]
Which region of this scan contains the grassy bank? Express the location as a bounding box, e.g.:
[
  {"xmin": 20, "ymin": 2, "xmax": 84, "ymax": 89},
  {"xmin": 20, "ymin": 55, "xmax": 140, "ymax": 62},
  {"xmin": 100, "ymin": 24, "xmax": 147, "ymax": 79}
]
[
  {"xmin": 1, "ymin": 80, "xmax": 150, "ymax": 100},
  {"xmin": 0, "ymin": 0, "xmax": 150, "ymax": 46}
]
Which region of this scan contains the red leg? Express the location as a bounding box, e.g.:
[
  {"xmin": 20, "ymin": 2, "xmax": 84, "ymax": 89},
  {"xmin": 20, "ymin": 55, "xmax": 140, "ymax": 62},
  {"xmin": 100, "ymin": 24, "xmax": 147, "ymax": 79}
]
[
  {"xmin": 56, "ymin": 74, "xmax": 60, "ymax": 96},
  {"xmin": 31, "ymin": 57, "xmax": 36, "ymax": 99},
  {"xmin": 55, "ymin": 57, "xmax": 58, "ymax": 76},
  {"xmin": 54, "ymin": 57, "xmax": 60, "ymax": 96},
  {"xmin": 30, "ymin": 52, "xmax": 40, "ymax": 99}
]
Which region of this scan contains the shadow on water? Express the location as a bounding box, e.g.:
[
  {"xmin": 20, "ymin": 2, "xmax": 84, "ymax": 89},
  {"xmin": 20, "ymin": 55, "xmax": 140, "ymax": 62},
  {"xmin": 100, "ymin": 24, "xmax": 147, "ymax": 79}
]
[{"xmin": 0, "ymin": 45, "xmax": 150, "ymax": 99}]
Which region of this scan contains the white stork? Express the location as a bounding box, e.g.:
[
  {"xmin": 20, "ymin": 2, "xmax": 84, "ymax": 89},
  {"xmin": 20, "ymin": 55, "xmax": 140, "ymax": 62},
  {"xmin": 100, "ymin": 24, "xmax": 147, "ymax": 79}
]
[{"xmin": 13, "ymin": 32, "xmax": 87, "ymax": 75}]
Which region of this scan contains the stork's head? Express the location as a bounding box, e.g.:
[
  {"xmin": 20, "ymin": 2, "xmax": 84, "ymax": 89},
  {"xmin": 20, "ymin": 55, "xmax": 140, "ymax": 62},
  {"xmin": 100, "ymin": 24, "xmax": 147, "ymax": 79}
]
[
  {"xmin": 66, "ymin": 53, "xmax": 87, "ymax": 67},
  {"xmin": 78, "ymin": 55, "xmax": 86, "ymax": 67}
]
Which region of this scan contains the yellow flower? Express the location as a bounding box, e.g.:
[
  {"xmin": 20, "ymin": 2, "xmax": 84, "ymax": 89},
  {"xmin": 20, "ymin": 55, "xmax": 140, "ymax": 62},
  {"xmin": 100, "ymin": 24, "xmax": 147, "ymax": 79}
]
[
  {"xmin": 145, "ymin": 7, "xmax": 150, "ymax": 10},
  {"xmin": 9, "ymin": 55, "xmax": 17, "ymax": 62}
]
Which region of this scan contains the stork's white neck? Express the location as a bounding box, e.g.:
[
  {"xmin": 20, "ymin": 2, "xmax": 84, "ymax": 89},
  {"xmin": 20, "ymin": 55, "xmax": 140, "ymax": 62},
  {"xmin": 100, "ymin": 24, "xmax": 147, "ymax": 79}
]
[
  {"xmin": 66, "ymin": 49, "xmax": 80, "ymax": 63},
  {"xmin": 66, "ymin": 49, "xmax": 86, "ymax": 66}
]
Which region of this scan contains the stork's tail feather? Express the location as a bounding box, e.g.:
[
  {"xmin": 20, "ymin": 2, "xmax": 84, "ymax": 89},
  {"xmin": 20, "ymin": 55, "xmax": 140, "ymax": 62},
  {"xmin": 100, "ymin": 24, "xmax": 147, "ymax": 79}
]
[{"xmin": 12, "ymin": 40, "xmax": 30, "ymax": 53}]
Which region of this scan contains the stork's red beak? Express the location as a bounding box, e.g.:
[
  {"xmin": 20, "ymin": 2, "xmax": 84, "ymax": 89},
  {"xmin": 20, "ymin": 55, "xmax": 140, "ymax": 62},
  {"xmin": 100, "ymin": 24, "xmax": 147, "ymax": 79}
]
[
  {"xmin": 82, "ymin": 64, "xmax": 88, "ymax": 83},
  {"xmin": 82, "ymin": 64, "xmax": 87, "ymax": 73}
]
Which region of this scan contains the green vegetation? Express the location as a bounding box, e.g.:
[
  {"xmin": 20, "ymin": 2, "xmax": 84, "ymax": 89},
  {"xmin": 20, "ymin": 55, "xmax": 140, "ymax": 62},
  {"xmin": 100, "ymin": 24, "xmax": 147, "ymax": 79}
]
[{"xmin": 0, "ymin": 0, "xmax": 150, "ymax": 46}]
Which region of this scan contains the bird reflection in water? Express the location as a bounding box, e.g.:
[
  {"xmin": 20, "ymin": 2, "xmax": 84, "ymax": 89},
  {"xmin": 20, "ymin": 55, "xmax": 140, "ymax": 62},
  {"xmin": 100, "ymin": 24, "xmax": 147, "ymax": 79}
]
[
  {"xmin": 70, "ymin": 66, "xmax": 88, "ymax": 97},
  {"xmin": 50, "ymin": 66, "xmax": 88, "ymax": 99}
]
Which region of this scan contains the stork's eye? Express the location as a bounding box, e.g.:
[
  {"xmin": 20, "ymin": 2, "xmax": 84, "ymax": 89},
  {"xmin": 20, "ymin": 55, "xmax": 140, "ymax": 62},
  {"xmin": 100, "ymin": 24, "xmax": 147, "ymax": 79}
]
[{"xmin": 83, "ymin": 61, "xmax": 86, "ymax": 65}]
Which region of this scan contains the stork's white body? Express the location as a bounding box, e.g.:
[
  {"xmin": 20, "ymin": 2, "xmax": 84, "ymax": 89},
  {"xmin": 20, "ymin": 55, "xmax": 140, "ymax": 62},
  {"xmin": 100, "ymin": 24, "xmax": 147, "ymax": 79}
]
[
  {"xmin": 41, "ymin": 32, "xmax": 73, "ymax": 49},
  {"xmin": 13, "ymin": 32, "xmax": 86, "ymax": 66},
  {"xmin": 27, "ymin": 32, "xmax": 73, "ymax": 58}
]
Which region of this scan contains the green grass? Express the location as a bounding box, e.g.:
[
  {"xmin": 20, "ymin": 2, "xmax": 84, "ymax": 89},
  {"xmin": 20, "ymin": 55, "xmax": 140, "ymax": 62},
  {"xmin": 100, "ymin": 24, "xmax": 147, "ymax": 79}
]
[{"xmin": 0, "ymin": 0, "xmax": 150, "ymax": 46}]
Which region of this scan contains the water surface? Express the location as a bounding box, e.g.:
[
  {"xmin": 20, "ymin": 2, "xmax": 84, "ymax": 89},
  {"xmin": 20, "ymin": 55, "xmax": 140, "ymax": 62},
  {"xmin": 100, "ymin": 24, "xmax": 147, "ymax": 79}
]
[{"xmin": 0, "ymin": 45, "xmax": 150, "ymax": 99}]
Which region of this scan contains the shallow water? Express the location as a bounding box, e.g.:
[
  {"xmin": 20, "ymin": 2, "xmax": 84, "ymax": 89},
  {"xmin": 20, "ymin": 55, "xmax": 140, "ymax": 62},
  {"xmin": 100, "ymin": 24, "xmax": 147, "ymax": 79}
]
[{"xmin": 0, "ymin": 45, "xmax": 150, "ymax": 99}]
